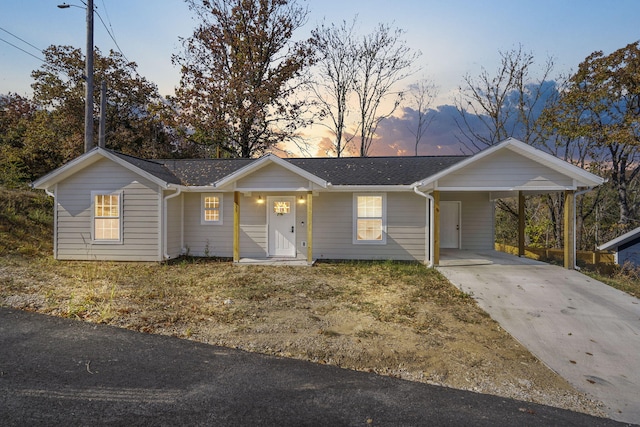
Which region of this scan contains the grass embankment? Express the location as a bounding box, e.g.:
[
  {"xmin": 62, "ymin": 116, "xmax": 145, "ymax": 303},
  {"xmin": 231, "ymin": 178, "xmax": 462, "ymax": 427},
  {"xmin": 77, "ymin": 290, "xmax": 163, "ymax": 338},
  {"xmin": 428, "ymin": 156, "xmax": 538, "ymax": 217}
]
[{"xmin": 0, "ymin": 187, "xmax": 53, "ymax": 257}]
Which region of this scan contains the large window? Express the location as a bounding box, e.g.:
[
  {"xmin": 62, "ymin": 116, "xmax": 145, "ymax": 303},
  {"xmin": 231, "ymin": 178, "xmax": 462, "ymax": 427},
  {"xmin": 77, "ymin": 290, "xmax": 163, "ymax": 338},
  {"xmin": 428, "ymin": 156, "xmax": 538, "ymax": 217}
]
[
  {"xmin": 201, "ymin": 194, "xmax": 223, "ymax": 225},
  {"xmin": 354, "ymin": 194, "xmax": 386, "ymax": 244},
  {"xmin": 92, "ymin": 192, "xmax": 122, "ymax": 243}
]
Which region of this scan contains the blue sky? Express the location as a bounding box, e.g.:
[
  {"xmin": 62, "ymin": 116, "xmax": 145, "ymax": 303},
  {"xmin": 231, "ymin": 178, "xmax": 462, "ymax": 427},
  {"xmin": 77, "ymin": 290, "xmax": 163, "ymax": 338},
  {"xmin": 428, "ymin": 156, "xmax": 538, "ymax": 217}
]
[{"xmin": 1, "ymin": 0, "xmax": 639, "ymax": 154}]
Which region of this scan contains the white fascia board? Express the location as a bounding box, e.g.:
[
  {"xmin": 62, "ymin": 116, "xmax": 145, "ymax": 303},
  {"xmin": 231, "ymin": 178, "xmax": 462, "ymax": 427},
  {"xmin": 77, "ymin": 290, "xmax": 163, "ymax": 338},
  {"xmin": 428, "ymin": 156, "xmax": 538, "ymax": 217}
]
[
  {"xmin": 99, "ymin": 149, "xmax": 171, "ymax": 188},
  {"xmin": 177, "ymin": 185, "xmax": 220, "ymax": 192},
  {"xmin": 325, "ymin": 185, "xmax": 414, "ymax": 192},
  {"xmin": 31, "ymin": 147, "xmax": 170, "ymax": 190},
  {"xmin": 212, "ymin": 153, "xmax": 327, "ymax": 189},
  {"xmin": 434, "ymin": 185, "xmax": 579, "ymax": 192},
  {"xmin": 597, "ymin": 226, "xmax": 640, "ymax": 251},
  {"xmin": 414, "ymin": 138, "xmax": 604, "ymax": 189},
  {"xmin": 505, "ymin": 139, "xmax": 604, "ymax": 187},
  {"xmin": 32, "ymin": 148, "xmax": 103, "ymax": 189}
]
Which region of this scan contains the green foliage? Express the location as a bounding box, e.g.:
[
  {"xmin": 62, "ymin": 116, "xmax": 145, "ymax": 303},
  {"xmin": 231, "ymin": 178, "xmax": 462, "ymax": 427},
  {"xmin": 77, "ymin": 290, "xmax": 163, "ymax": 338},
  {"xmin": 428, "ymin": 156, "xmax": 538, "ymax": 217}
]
[
  {"xmin": 0, "ymin": 188, "xmax": 53, "ymax": 257},
  {"xmin": 0, "ymin": 46, "xmax": 181, "ymax": 187},
  {"xmin": 545, "ymin": 41, "xmax": 640, "ymax": 229}
]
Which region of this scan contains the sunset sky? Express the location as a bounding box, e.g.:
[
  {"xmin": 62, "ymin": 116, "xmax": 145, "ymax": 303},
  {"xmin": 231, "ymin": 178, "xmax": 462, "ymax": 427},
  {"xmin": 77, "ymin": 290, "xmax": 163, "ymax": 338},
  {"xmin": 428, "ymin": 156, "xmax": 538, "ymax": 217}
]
[{"xmin": 1, "ymin": 0, "xmax": 639, "ymax": 155}]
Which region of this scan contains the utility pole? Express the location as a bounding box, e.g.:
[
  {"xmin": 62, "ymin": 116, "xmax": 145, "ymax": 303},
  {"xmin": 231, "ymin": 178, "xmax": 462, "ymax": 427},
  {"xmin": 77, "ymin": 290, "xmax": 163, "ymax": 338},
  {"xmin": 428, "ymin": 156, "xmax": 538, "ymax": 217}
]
[
  {"xmin": 85, "ymin": 0, "xmax": 94, "ymax": 152},
  {"xmin": 57, "ymin": 1, "xmax": 94, "ymax": 152},
  {"xmin": 99, "ymin": 80, "xmax": 106, "ymax": 148}
]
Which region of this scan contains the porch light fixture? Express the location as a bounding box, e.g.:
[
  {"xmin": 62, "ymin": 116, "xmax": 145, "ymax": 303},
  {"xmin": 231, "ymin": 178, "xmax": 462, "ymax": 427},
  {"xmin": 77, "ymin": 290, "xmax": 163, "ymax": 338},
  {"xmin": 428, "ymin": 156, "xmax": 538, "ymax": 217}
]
[
  {"xmin": 298, "ymin": 195, "xmax": 305, "ymax": 203},
  {"xmin": 257, "ymin": 195, "xmax": 264, "ymax": 204}
]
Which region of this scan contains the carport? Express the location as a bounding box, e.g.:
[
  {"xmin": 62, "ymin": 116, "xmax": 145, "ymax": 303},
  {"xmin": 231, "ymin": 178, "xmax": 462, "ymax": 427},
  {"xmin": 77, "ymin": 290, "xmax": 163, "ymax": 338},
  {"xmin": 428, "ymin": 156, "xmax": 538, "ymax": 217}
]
[{"xmin": 414, "ymin": 139, "xmax": 604, "ymax": 269}]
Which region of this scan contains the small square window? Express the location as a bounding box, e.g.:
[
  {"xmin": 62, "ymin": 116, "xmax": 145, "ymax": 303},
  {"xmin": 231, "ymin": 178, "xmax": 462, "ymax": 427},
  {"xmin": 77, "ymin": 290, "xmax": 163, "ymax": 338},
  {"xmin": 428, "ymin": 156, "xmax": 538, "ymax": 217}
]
[
  {"xmin": 202, "ymin": 194, "xmax": 223, "ymax": 225},
  {"xmin": 273, "ymin": 201, "xmax": 291, "ymax": 215}
]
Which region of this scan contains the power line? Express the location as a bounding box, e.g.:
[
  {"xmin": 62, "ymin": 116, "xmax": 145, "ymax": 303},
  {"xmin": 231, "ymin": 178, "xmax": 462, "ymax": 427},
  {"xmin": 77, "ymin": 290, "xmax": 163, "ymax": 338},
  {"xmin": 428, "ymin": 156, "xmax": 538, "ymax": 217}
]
[
  {"xmin": 93, "ymin": 8, "xmax": 129, "ymax": 63},
  {"xmin": 0, "ymin": 36, "xmax": 45, "ymax": 63},
  {"xmin": 0, "ymin": 26, "xmax": 43, "ymax": 54}
]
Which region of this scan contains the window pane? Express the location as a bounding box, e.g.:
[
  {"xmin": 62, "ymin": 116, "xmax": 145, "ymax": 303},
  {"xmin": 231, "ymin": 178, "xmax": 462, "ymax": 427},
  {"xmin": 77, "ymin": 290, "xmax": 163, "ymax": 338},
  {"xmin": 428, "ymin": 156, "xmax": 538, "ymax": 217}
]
[
  {"xmin": 357, "ymin": 219, "xmax": 382, "ymax": 241},
  {"xmin": 95, "ymin": 218, "xmax": 119, "ymax": 240},
  {"xmin": 358, "ymin": 196, "xmax": 382, "ymax": 218},
  {"xmin": 204, "ymin": 210, "xmax": 219, "ymax": 221},
  {"xmin": 204, "ymin": 196, "xmax": 219, "ymax": 209},
  {"xmin": 273, "ymin": 201, "xmax": 290, "ymax": 214},
  {"xmin": 95, "ymin": 194, "xmax": 119, "ymax": 217},
  {"xmin": 203, "ymin": 196, "xmax": 220, "ymax": 222}
]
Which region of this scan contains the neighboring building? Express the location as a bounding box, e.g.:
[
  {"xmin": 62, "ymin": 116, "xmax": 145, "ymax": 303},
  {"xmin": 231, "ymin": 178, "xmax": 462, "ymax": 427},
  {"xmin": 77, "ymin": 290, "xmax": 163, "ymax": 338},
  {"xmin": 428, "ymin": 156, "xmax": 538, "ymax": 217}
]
[
  {"xmin": 32, "ymin": 138, "xmax": 604, "ymax": 268},
  {"xmin": 598, "ymin": 227, "xmax": 640, "ymax": 268}
]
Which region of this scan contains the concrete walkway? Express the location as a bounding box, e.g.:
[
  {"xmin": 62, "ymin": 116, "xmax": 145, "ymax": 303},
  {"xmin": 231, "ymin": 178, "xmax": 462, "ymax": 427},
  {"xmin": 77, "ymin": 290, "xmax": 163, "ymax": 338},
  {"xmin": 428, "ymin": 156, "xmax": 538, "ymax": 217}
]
[{"xmin": 437, "ymin": 250, "xmax": 640, "ymax": 425}]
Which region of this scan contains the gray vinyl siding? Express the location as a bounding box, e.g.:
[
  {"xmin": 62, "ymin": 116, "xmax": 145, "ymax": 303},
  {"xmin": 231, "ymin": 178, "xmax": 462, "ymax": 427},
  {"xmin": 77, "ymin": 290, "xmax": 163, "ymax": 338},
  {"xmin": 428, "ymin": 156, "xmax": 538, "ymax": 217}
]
[
  {"xmin": 441, "ymin": 192, "xmax": 494, "ymax": 250},
  {"xmin": 236, "ymin": 163, "xmax": 309, "ymax": 189},
  {"xmin": 312, "ymin": 192, "xmax": 426, "ymax": 261},
  {"xmin": 439, "ymin": 149, "xmax": 573, "ymax": 188},
  {"xmin": 239, "ymin": 194, "xmax": 268, "ymax": 257},
  {"xmin": 165, "ymin": 192, "xmax": 182, "ymax": 258},
  {"xmin": 182, "ymin": 192, "xmax": 233, "ymax": 257},
  {"xmin": 55, "ymin": 158, "xmax": 161, "ymax": 261},
  {"xmin": 617, "ymin": 238, "xmax": 640, "ymax": 267}
]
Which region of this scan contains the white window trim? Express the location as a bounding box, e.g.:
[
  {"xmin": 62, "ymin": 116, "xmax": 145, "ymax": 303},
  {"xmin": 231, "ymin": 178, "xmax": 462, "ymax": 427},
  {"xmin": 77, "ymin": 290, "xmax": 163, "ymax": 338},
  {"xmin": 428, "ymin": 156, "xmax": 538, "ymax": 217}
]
[
  {"xmin": 91, "ymin": 190, "xmax": 123, "ymax": 244},
  {"xmin": 201, "ymin": 193, "xmax": 223, "ymax": 225},
  {"xmin": 353, "ymin": 193, "xmax": 387, "ymax": 245}
]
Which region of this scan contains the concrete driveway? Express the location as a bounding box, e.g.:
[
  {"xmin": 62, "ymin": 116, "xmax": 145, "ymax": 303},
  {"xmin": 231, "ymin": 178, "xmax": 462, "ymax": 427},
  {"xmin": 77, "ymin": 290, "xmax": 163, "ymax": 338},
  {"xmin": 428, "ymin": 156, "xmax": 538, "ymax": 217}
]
[{"xmin": 437, "ymin": 250, "xmax": 640, "ymax": 425}]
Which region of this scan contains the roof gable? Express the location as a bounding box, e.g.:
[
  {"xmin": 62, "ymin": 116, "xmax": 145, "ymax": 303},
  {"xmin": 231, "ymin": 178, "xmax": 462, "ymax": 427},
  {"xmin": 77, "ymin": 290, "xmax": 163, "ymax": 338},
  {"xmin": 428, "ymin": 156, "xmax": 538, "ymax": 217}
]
[
  {"xmin": 416, "ymin": 138, "xmax": 604, "ymax": 190},
  {"xmin": 598, "ymin": 226, "xmax": 640, "ymax": 251},
  {"xmin": 32, "ymin": 148, "xmax": 176, "ymax": 190},
  {"xmin": 213, "ymin": 154, "xmax": 328, "ymax": 189}
]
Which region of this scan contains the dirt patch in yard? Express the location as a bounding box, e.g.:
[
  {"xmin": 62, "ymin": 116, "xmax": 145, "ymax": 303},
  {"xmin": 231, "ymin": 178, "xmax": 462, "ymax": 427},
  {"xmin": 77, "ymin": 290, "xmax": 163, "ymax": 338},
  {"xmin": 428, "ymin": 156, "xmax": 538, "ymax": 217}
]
[{"xmin": 0, "ymin": 256, "xmax": 606, "ymax": 417}]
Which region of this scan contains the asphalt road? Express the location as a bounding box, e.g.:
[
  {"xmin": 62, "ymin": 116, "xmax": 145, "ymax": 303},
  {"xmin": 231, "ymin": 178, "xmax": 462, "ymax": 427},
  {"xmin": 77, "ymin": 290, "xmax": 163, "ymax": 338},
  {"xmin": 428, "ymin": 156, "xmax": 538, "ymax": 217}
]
[{"xmin": 0, "ymin": 307, "xmax": 630, "ymax": 426}]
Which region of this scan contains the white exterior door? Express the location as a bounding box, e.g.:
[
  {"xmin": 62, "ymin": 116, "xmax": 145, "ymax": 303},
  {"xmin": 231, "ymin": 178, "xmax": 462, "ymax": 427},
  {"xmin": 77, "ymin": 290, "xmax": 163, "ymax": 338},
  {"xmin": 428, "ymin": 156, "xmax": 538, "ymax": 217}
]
[
  {"xmin": 440, "ymin": 201, "xmax": 460, "ymax": 249},
  {"xmin": 267, "ymin": 196, "xmax": 296, "ymax": 257}
]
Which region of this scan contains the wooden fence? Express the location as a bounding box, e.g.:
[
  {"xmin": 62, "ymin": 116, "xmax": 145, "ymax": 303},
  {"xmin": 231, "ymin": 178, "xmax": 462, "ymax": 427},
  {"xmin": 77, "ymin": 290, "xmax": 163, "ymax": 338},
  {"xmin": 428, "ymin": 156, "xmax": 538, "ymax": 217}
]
[{"xmin": 495, "ymin": 243, "xmax": 615, "ymax": 271}]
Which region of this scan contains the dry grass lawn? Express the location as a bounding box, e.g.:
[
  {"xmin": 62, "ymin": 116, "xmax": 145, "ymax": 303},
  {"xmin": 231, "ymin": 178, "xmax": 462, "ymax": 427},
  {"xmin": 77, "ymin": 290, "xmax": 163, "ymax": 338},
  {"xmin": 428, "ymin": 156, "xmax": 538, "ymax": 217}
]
[{"xmin": 0, "ymin": 255, "xmax": 605, "ymax": 416}]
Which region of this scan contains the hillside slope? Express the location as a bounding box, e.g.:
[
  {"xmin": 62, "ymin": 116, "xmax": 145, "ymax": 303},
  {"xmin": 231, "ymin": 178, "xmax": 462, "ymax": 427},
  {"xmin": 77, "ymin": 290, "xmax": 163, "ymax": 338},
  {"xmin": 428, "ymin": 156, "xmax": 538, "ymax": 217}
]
[{"xmin": 0, "ymin": 188, "xmax": 53, "ymax": 257}]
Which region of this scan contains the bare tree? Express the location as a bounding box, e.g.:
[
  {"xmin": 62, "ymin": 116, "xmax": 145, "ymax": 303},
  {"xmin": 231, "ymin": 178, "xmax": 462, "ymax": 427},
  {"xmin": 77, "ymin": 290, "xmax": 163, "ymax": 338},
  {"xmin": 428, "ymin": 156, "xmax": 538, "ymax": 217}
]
[
  {"xmin": 309, "ymin": 19, "xmax": 358, "ymax": 157},
  {"xmin": 455, "ymin": 45, "xmax": 555, "ymax": 153},
  {"xmin": 173, "ymin": 0, "xmax": 312, "ymax": 158},
  {"xmin": 406, "ymin": 78, "xmax": 438, "ymax": 156},
  {"xmin": 353, "ymin": 23, "xmax": 420, "ymax": 157}
]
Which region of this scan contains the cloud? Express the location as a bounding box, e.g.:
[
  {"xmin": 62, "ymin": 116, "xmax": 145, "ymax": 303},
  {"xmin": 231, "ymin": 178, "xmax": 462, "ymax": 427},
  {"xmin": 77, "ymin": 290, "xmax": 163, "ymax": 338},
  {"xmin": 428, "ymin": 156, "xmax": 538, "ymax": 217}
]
[{"xmin": 369, "ymin": 104, "xmax": 467, "ymax": 156}]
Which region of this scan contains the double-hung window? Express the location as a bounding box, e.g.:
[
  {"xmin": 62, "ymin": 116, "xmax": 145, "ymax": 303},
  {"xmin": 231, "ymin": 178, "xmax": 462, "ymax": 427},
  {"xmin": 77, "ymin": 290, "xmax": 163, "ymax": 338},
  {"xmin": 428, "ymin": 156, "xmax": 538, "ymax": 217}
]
[
  {"xmin": 353, "ymin": 194, "xmax": 386, "ymax": 244},
  {"xmin": 201, "ymin": 194, "xmax": 223, "ymax": 225},
  {"xmin": 92, "ymin": 191, "xmax": 122, "ymax": 243}
]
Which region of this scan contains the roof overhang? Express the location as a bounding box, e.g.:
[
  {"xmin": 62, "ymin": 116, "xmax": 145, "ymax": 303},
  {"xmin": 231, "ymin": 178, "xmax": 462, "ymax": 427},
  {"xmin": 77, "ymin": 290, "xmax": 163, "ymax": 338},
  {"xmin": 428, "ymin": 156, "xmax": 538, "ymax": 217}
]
[
  {"xmin": 212, "ymin": 153, "xmax": 328, "ymax": 189},
  {"xmin": 31, "ymin": 147, "xmax": 171, "ymax": 190},
  {"xmin": 325, "ymin": 185, "xmax": 414, "ymax": 192},
  {"xmin": 597, "ymin": 226, "xmax": 640, "ymax": 251},
  {"xmin": 413, "ymin": 138, "xmax": 605, "ymax": 192}
]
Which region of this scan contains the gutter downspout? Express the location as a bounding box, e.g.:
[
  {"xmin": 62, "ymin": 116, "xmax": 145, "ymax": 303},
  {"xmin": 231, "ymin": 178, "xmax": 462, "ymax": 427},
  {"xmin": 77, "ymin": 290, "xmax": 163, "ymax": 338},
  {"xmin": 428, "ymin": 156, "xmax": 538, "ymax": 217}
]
[
  {"xmin": 163, "ymin": 186, "xmax": 182, "ymax": 260},
  {"xmin": 573, "ymin": 186, "xmax": 595, "ymax": 271},
  {"xmin": 414, "ymin": 186, "xmax": 434, "ymax": 267}
]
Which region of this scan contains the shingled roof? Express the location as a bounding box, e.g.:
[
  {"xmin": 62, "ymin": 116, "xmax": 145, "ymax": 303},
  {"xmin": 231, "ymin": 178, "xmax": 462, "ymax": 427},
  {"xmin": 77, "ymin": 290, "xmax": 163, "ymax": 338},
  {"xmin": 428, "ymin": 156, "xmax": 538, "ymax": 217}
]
[
  {"xmin": 108, "ymin": 150, "xmax": 468, "ymax": 187},
  {"xmin": 287, "ymin": 156, "xmax": 467, "ymax": 186}
]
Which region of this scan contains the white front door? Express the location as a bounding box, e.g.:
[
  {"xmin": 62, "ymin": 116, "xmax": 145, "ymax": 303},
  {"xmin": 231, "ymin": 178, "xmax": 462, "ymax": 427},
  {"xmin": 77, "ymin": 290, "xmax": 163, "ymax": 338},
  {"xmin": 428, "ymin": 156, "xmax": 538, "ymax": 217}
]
[
  {"xmin": 440, "ymin": 201, "xmax": 460, "ymax": 249},
  {"xmin": 267, "ymin": 196, "xmax": 296, "ymax": 257}
]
